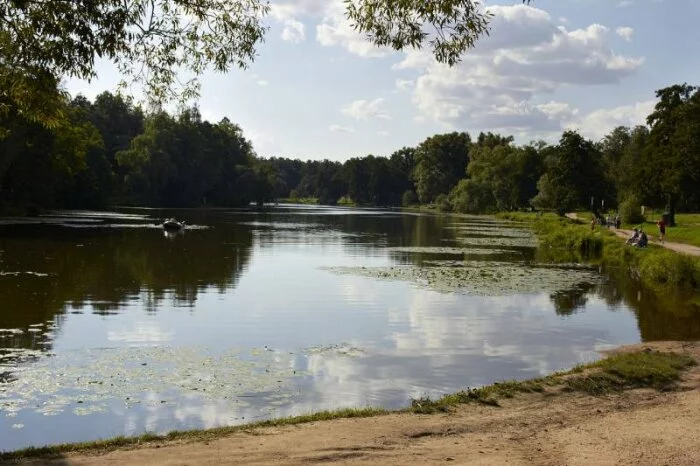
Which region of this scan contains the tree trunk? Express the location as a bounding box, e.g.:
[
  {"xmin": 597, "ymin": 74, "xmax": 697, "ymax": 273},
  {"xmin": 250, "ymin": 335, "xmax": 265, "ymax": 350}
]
[{"xmin": 667, "ymin": 193, "xmax": 676, "ymax": 227}]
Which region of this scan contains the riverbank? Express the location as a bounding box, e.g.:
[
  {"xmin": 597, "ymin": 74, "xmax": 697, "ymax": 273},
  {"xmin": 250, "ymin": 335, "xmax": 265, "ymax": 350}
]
[
  {"xmin": 0, "ymin": 343, "xmax": 698, "ymax": 465},
  {"xmin": 497, "ymin": 212, "xmax": 700, "ymax": 294}
]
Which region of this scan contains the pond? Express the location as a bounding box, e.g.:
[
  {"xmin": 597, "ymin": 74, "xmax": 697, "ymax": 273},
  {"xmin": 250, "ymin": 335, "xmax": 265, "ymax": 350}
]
[{"xmin": 1, "ymin": 205, "xmax": 699, "ymax": 451}]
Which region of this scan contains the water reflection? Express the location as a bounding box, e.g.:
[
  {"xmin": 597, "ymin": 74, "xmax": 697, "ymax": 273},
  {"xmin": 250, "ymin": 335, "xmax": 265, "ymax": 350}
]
[{"xmin": 1, "ymin": 205, "xmax": 700, "ymax": 451}]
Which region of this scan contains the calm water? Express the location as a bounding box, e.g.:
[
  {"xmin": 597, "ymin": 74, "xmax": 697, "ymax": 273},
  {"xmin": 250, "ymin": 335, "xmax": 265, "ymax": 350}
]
[{"xmin": 1, "ymin": 205, "xmax": 699, "ymax": 451}]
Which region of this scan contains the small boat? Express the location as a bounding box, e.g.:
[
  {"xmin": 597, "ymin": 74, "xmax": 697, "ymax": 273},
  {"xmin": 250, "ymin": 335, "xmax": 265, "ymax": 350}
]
[{"xmin": 162, "ymin": 218, "xmax": 186, "ymax": 231}]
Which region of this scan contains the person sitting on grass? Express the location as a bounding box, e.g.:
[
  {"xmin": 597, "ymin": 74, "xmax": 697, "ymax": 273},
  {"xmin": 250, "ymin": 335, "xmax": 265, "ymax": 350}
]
[
  {"xmin": 626, "ymin": 228, "xmax": 640, "ymax": 245},
  {"xmin": 635, "ymin": 231, "xmax": 648, "ymax": 248}
]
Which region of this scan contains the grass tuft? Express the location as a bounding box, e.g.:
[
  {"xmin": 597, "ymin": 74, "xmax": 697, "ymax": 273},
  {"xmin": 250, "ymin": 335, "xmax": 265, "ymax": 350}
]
[
  {"xmin": 0, "ymin": 407, "xmax": 388, "ymax": 461},
  {"xmin": 565, "ymin": 350, "xmax": 696, "ymax": 395}
]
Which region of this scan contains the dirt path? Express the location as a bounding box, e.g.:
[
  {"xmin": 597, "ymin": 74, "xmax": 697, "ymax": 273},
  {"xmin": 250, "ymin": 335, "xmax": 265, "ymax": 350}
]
[
  {"xmin": 566, "ymin": 212, "xmax": 700, "ymax": 257},
  {"xmin": 10, "ymin": 342, "xmax": 700, "ymax": 466}
]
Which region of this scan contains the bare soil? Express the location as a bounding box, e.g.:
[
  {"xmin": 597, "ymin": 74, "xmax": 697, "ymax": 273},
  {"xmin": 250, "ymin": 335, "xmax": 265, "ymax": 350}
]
[{"xmin": 9, "ymin": 341, "xmax": 700, "ymax": 466}]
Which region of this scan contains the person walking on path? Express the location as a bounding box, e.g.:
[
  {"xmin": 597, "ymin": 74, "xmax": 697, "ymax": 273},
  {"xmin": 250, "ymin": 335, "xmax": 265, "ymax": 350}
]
[{"xmin": 657, "ymin": 218, "xmax": 666, "ymax": 243}]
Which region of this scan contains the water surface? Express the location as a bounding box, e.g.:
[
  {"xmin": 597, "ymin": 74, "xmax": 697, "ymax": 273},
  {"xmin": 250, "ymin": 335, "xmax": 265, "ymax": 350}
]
[{"xmin": 1, "ymin": 206, "xmax": 699, "ymax": 451}]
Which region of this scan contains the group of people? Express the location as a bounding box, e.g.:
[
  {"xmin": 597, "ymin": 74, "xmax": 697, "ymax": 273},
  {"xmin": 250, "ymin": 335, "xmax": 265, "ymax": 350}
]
[
  {"xmin": 626, "ymin": 228, "xmax": 649, "ymax": 248},
  {"xmin": 625, "ymin": 218, "xmax": 666, "ymax": 248}
]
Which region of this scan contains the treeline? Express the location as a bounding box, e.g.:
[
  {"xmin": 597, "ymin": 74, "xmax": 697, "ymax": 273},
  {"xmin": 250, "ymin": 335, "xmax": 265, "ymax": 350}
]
[
  {"xmin": 1, "ymin": 92, "xmax": 270, "ymax": 210},
  {"xmin": 1, "ymin": 84, "xmax": 698, "ymax": 217},
  {"xmin": 261, "ymin": 83, "xmax": 700, "ymax": 221}
]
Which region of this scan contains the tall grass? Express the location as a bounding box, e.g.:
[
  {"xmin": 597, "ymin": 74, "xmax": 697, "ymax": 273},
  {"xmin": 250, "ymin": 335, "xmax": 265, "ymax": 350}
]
[{"xmin": 499, "ymin": 212, "xmax": 700, "ymax": 293}]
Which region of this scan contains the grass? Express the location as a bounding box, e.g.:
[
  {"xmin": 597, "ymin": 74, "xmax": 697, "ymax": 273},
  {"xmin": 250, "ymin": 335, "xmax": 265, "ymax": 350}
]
[
  {"xmin": 409, "ymin": 350, "xmax": 695, "ymax": 414},
  {"xmin": 565, "ymin": 350, "xmax": 696, "ymax": 395},
  {"xmin": 0, "ymin": 350, "xmax": 695, "ymax": 460},
  {"xmin": 0, "ymin": 407, "xmax": 389, "ymax": 461},
  {"xmin": 625, "ymin": 213, "xmax": 700, "ymax": 249},
  {"xmin": 498, "ymin": 211, "xmax": 700, "ymax": 293}
]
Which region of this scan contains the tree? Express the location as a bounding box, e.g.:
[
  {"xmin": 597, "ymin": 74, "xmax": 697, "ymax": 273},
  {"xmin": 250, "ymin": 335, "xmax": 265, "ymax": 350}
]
[
  {"xmin": 413, "ymin": 132, "xmax": 471, "ymax": 203},
  {"xmin": 2, "ymin": 0, "xmax": 534, "ymax": 123},
  {"xmin": 532, "ymin": 131, "xmax": 607, "ymax": 216},
  {"xmin": 644, "ymin": 84, "xmax": 700, "ymax": 224},
  {"xmin": 346, "ymin": 0, "xmax": 533, "ymax": 66}
]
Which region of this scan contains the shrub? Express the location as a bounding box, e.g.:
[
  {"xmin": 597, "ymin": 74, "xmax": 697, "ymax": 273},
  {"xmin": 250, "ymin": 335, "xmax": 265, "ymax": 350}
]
[
  {"xmin": 619, "ymin": 196, "xmax": 646, "ymax": 224},
  {"xmin": 435, "ymin": 194, "xmax": 452, "ymax": 212},
  {"xmin": 401, "ymin": 190, "xmax": 418, "ymax": 207}
]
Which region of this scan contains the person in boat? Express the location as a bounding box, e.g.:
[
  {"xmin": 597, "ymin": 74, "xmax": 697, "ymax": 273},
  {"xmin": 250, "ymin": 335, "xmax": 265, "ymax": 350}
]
[{"xmin": 162, "ymin": 218, "xmax": 185, "ymax": 230}]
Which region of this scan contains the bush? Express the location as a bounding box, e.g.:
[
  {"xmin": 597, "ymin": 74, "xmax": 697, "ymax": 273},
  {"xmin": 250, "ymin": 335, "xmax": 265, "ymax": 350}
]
[
  {"xmin": 448, "ymin": 179, "xmax": 495, "ymax": 214},
  {"xmin": 401, "ymin": 190, "xmax": 418, "ymax": 207},
  {"xmin": 435, "ymin": 194, "xmax": 452, "ymax": 212},
  {"xmin": 637, "ymin": 249, "xmax": 700, "ymax": 290},
  {"xmin": 619, "ymin": 196, "xmax": 646, "ymax": 224}
]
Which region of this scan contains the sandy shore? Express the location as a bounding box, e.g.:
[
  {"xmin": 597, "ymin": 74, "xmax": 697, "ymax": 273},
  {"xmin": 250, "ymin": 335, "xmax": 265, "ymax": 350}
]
[{"xmin": 7, "ymin": 341, "xmax": 700, "ymax": 466}]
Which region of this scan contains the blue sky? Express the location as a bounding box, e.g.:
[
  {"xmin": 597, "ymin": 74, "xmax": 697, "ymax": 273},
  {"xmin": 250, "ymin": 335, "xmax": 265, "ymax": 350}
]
[{"xmin": 65, "ymin": 0, "xmax": 700, "ymax": 161}]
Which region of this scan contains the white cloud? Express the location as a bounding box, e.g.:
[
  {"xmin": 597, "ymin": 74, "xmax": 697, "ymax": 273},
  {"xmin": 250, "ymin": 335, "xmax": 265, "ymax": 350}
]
[
  {"xmin": 269, "ymin": 0, "xmax": 332, "ymax": 20},
  {"xmin": 376, "ymin": 130, "xmax": 390, "ymax": 136},
  {"xmin": 329, "ymin": 124, "xmax": 356, "ymax": 133},
  {"xmin": 316, "ymin": 4, "xmax": 391, "ymax": 58},
  {"xmin": 617, "ymin": 0, "xmax": 634, "ymax": 7},
  {"xmin": 570, "ymin": 100, "xmax": 655, "ymax": 140},
  {"xmin": 257, "ymin": 80, "xmax": 269, "ymax": 86},
  {"xmin": 616, "ymin": 26, "xmax": 634, "ymax": 41},
  {"xmin": 342, "ymin": 98, "xmax": 390, "ymax": 120},
  {"xmin": 281, "ymin": 19, "xmax": 305, "ymax": 43},
  {"xmin": 399, "ymin": 4, "xmax": 644, "ymax": 135},
  {"xmin": 395, "ymin": 79, "xmax": 414, "ymax": 92}
]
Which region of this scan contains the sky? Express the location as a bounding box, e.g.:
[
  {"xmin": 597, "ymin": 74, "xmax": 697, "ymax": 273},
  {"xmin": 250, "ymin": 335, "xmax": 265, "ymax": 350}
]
[{"xmin": 65, "ymin": 0, "xmax": 700, "ymax": 162}]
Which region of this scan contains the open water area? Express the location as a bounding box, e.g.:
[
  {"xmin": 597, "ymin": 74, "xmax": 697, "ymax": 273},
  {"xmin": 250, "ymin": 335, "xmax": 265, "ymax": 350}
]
[{"xmin": 1, "ymin": 205, "xmax": 699, "ymax": 451}]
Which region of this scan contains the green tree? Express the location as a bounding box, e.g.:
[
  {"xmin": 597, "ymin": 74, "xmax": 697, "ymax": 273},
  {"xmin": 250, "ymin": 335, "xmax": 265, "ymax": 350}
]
[
  {"xmin": 347, "ymin": 0, "xmax": 532, "ymax": 66},
  {"xmin": 413, "ymin": 132, "xmax": 471, "ymax": 203},
  {"xmin": 644, "ymin": 84, "xmax": 700, "ymax": 223},
  {"xmin": 532, "ymin": 131, "xmax": 607, "ymax": 216},
  {"xmin": 2, "ymin": 0, "xmax": 532, "ymax": 124}
]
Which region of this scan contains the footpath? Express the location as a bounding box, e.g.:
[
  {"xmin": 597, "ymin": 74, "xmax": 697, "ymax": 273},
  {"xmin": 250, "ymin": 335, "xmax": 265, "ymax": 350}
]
[{"xmin": 566, "ymin": 213, "xmax": 700, "ymax": 257}]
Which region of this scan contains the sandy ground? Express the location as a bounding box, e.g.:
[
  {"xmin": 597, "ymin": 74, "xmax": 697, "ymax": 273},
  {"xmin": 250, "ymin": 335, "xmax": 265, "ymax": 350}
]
[{"xmin": 7, "ymin": 341, "xmax": 700, "ymax": 466}]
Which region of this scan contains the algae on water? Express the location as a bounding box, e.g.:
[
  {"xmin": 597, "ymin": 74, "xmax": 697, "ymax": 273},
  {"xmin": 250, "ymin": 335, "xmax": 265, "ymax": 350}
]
[
  {"xmin": 0, "ymin": 346, "xmax": 310, "ymax": 420},
  {"xmin": 386, "ymin": 246, "xmax": 521, "ymax": 256},
  {"xmin": 322, "ymin": 261, "xmax": 599, "ymax": 296}
]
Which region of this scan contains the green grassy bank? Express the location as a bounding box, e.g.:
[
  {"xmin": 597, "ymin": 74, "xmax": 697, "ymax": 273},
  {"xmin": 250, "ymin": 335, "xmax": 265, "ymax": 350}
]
[
  {"xmin": 0, "ymin": 349, "xmax": 694, "ymax": 461},
  {"xmin": 498, "ymin": 212, "xmax": 700, "ymax": 294}
]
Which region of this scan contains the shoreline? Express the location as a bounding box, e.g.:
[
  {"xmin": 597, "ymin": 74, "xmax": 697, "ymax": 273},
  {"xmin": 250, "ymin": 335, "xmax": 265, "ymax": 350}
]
[{"xmin": 2, "ymin": 341, "xmax": 699, "ymax": 464}]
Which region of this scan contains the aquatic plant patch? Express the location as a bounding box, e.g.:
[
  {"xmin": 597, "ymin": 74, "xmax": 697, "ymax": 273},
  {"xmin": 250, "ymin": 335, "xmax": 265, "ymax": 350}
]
[
  {"xmin": 386, "ymin": 246, "xmax": 520, "ymax": 256},
  {"xmin": 454, "ymin": 236, "xmax": 538, "ymax": 248},
  {"xmin": 0, "ymin": 346, "xmax": 310, "ymax": 421},
  {"xmin": 322, "ymin": 262, "xmax": 599, "ymax": 296}
]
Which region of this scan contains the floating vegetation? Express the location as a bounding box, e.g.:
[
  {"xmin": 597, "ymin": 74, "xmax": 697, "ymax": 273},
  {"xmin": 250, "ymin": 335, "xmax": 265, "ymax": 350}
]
[
  {"xmin": 444, "ymin": 226, "xmax": 533, "ymax": 238},
  {"xmin": 322, "ymin": 262, "xmax": 599, "ymax": 296},
  {"xmin": 0, "ymin": 272, "xmax": 49, "ymax": 277},
  {"xmin": 0, "ymin": 346, "xmax": 309, "ymax": 420},
  {"xmin": 303, "ymin": 343, "xmax": 365, "ymax": 357},
  {"xmin": 387, "ymin": 246, "xmax": 519, "ymax": 256},
  {"xmin": 454, "ymin": 235, "xmax": 538, "ymax": 248}
]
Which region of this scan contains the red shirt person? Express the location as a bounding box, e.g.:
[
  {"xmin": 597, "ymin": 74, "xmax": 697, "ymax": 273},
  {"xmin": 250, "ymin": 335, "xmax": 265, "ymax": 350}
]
[{"xmin": 657, "ymin": 218, "xmax": 666, "ymax": 242}]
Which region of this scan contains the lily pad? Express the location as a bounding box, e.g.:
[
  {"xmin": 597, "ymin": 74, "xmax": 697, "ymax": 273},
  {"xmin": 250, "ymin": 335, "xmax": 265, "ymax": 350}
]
[{"xmin": 322, "ymin": 262, "xmax": 599, "ymax": 296}]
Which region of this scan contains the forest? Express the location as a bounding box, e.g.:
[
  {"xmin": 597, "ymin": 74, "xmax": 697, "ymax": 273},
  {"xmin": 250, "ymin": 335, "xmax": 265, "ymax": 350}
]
[{"xmin": 1, "ymin": 84, "xmax": 699, "ymax": 221}]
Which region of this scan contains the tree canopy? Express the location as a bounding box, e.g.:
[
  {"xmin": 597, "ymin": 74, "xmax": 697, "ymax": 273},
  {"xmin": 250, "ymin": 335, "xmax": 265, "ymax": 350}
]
[{"xmin": 1, "ymin": 0, "xmax": 534, "ymax": 124}]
